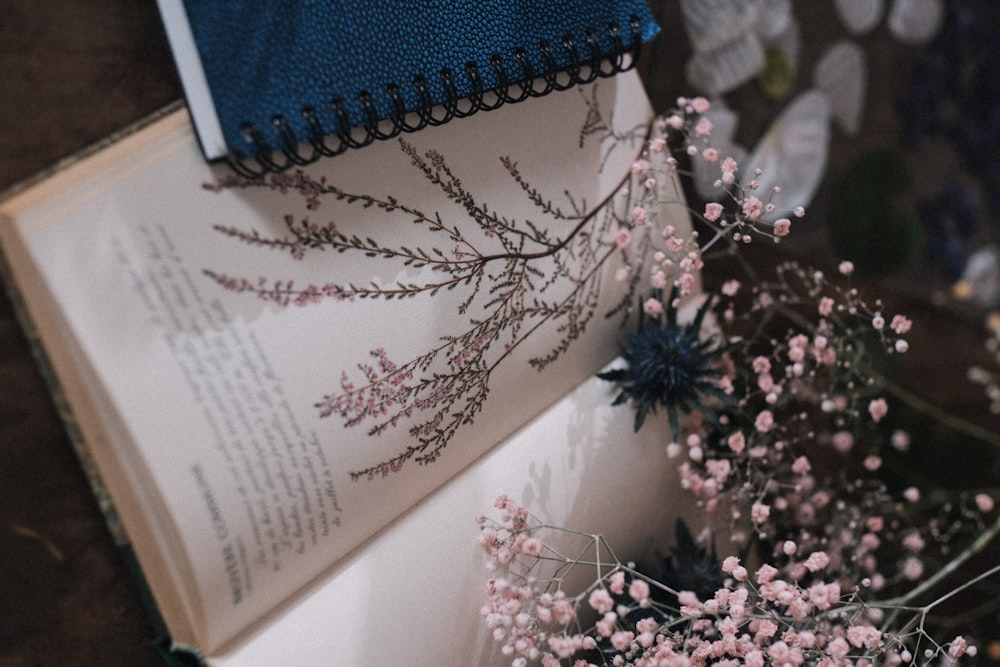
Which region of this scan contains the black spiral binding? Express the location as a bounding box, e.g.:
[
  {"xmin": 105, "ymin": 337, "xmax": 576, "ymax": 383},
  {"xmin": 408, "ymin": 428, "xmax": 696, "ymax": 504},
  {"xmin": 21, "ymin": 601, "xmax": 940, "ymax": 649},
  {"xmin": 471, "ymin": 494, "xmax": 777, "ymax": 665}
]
[{"xmin": 227, "ymin": 16, "xmax": 645, "ymax": 178}]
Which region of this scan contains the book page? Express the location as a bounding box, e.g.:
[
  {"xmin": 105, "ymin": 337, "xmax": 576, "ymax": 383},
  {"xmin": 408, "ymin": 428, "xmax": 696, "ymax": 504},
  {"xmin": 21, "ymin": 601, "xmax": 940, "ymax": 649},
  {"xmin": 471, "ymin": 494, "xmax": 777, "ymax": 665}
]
[
  {"xmin": 210, "ymin": 360, "xmax": 701, "ymax": 665},
  {"xmin": 1, "ymin": 69, "xmax": 684, "ymax": 651}
]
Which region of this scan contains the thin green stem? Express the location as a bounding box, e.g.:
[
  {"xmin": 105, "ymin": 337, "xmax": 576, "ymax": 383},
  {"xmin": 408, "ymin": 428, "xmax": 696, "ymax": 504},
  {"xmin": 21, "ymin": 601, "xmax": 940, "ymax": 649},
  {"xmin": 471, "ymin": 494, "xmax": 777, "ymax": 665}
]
[
  {"xmin": 924, "ymin": 562, "xmax": 1000, "ymax": 612},
  {"xmin": 882, "ymin": 514, "xmax": 1000, "ymax": 607},
  {"xmin": 880, "ymin": 377, "xmax": 1000, "ymax": 449},
  {"xmin": 761, "ymin": 289, "xmax": 1000, "ymax": 451}
]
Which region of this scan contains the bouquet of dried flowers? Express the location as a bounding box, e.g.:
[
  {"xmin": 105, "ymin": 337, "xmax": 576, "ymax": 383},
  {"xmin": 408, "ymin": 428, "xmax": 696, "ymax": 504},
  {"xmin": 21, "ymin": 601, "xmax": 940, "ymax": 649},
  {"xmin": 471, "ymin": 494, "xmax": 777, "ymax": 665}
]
[{"xmin": 477, "ymin": 97, "xmax": 998, "ymax": 667}]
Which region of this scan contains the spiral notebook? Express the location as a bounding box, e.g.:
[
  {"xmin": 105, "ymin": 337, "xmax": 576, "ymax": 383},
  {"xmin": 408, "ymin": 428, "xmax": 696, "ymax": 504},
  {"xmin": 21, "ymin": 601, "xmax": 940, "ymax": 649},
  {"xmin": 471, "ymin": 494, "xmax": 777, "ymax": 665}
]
[{"xmin": 157, "ymin": 0, "xmax": 660, "ymax": 175}]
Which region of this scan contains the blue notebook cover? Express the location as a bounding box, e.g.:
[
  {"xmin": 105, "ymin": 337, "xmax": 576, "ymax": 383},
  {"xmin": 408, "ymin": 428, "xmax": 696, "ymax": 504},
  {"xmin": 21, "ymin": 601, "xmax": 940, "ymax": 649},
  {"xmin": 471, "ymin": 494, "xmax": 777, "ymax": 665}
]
[{"xmin": 159, "ymin": 0, "xmax": 660, "ymax": 174}]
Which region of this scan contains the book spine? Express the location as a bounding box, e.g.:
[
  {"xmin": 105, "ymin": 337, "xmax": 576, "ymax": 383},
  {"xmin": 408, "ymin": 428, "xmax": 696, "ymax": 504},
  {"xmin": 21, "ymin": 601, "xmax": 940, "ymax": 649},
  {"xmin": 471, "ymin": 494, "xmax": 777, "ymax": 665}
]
[{"xmin": 228, "ymin": 16, "xmax": 646, "ymax": 178}]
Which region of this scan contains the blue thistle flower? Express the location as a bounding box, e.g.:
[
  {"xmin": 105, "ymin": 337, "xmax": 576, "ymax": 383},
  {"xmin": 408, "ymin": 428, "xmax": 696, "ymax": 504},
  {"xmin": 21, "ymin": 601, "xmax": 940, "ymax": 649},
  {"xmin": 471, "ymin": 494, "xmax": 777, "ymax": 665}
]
[{"xmin": 598, "ymin": 287, "xmax": 729, "ymax": 435}]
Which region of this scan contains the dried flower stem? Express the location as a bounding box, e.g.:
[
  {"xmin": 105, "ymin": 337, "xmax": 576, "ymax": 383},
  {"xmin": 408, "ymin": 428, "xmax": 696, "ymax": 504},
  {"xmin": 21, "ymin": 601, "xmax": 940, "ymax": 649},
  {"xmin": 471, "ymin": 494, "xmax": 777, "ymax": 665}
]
[
  {"xmin": 879, "ymin": 377, "xmax": 1000, "ymax": 449},
  {"xmin": 883, "ymin": 514, "xmax": 1000, "ymax": 607}
]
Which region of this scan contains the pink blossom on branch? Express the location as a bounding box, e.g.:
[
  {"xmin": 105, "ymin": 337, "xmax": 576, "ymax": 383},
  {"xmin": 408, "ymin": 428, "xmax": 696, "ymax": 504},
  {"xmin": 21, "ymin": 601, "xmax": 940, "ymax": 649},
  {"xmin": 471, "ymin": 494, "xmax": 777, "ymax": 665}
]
[
  {"xmin": 703, "ymin": 202, "xmax": 724, "ymax": 221},
  {"xmin": 868, "ymin": 397, "xmax": 888, "ymax": 423}
]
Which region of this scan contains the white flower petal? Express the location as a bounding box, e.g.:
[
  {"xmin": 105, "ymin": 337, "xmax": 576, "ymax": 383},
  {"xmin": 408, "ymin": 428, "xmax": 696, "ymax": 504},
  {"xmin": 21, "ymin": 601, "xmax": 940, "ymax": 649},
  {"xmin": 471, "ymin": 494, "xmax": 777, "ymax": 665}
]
[
  {"xmin": 834, "ymin": 0, "xmax": 885, "ymax": 35},
  {"xmin": 813, "ymin": 40, "xmax": 867, "ymax": 135},
  {"xmin": 686, "ymin": 31, "xmax": 766, "ymax": 96},
  {"xmin": 742, "ymin": 90, "xmax": 831, "ymax": 221},
  {"xmin": 887, "ymin": 0, "xmax": 945, "ymax": 44},
  {"xmin": 679, "ymin": 0, "xmax": 760, "ymax": 52},
  {"xmin": 767, "ymin": 15, "xmax": 801, "ymax": 69},
  {"xmin": 753, "ymin": 0, "xmax": 794, "ymax": 41}
]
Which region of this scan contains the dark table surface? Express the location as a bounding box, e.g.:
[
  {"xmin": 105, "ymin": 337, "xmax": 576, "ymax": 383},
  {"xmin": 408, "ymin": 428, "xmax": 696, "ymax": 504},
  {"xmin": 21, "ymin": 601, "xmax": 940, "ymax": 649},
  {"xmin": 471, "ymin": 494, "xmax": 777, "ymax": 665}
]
[
  {"xmin": 1, "ymin": 2, "xmax": 998, "ymax": 666},
  {"xmin": 1, "ymin": 3, "xmax": 180, "ymax": 665}
]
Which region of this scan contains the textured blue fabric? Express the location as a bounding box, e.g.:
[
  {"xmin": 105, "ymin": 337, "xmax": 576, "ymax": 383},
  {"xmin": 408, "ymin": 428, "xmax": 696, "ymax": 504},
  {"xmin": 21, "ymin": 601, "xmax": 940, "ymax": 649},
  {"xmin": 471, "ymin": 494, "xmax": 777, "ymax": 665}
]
[{"xmin": 181, "ymin": 0, "xmax": 659, "ymax": 158}]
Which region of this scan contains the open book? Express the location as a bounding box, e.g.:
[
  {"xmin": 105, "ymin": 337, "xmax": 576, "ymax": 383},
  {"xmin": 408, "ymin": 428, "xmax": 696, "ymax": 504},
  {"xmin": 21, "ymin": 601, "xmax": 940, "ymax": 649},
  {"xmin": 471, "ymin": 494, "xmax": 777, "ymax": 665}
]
[{"xmin": 0, "ymin": 69, "xmax": 694, "ymax": 664}]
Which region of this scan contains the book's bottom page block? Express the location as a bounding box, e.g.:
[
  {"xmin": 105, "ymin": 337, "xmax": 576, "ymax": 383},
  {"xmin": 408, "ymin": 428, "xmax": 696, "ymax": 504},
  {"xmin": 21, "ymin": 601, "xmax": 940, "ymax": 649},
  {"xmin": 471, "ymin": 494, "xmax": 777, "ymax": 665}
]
[{"xmin": 210, "ymin": 361, "xmax": 692, "ymax": 666}]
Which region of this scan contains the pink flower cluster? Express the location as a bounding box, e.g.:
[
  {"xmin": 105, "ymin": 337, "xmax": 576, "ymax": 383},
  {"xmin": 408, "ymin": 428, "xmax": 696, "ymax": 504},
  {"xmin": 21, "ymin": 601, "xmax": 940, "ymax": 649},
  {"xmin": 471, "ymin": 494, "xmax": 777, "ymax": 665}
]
[
  {"xmin": 474, "ymin": 92, "xmax": 998, "ymax": 666},
  {"xmin": 478, "ymin": 495, "xmax": 599, "ymax": 663},
  {"xmin": 655, "ymin": 97, "xmax": 806, "ymax": 246},
  {"xmin": 629, "ymin": 218, "xmax": 705, "ymax": 316},
  {"xmin": 665, "ymin": 260, "xmax": 995, "ymax": 602},
  {"xmin": 478, "ymin": 494, "xmax": 983, "ymax": 666},
  {"xmin": 318, "ymin": 347, "xmax": 415, "ymax": 428},
  {"xmin": 619, "ymin": 97, "xmax": 807, "ymax": 320}
]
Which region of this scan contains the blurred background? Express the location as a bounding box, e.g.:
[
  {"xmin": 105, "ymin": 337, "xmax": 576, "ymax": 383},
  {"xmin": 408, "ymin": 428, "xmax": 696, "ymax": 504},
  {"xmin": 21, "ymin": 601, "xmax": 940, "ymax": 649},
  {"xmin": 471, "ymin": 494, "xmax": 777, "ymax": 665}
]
[{"xmin": 1, "ymin": 1, "xmax": 998, "ymax": 664}]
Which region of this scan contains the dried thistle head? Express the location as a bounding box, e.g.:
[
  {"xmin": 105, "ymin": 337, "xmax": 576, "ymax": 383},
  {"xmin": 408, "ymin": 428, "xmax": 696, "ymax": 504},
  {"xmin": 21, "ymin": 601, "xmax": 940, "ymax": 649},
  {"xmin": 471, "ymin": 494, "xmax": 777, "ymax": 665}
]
[{"xmin": 598, "ymin": 288, "xmax": 730, "ymax": 435}]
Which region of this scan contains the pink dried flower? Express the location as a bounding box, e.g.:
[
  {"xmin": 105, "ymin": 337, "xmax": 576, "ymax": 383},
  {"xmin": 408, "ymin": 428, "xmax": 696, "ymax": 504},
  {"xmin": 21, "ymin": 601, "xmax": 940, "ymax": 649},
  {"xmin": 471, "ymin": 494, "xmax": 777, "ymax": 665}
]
[
  {"xmin": 678, "ymin": 590, "xmax": 701, "ymax": 615},
  {"xmin": 891, "ymin": 430, "xmax": 911, "ymax": 451},
  {"xmin": 752, "ymin": 356, "xmax": 771, "ymax": 374},
  {"xmin": 868, "ymin": 398, "xmax": 888, "ymax": 423},
  {"xmin": 519, "ymin": 536, "xmax": 543, "ymax": 556},
  {"xmin": 847, "ymin": 624, "xmax": 881, "ymax": 649},
  {"xmin": 610, "ymin": 630, "xmax": 634, "ymax": 651},
  {"xmin": 718, "ymin": 156, "xmax": 739, "ymax": 186},
  {"xmin": 773, "ymin": 218, "xmax": 791, "ymax": 237},
  {"xmin": 949, "ymin": 636, "xmax": 969, "ymax": 658},
  {"xmin": 690, "ymin": 96, "xmax": 710, "ymax": 114},
  {"xmin": 595, "ymin": 612, "xmax": 616, "ymax": 638},
  {"xmin": 751, "ymin": 502, "xmax": 771, "ymax": 523},
  {"xmin": 975, "ymin": 493, "xmax": 995, "ymax": 513},
  {"xmin": 755, "ymin": 619, "xmax": 779, "ymax": 642},
  {"xmin": 588, "ymin": 588, "xmax": 614, "ymax": 614},
  {"xmin": 827, "ymin": 637, "xmax": 850, "ymax": 660},
  {"xmin": 754, "ymin": 409, "xmax": 775, "ymax": 432},
  {"xmin": 903, "ymin": 531, "xmax": 926, "ymax": 552},
  {"xmin": 629, "ymin": 579, "xmax": 650, "ymax": 604},
  {"xmin": 613, "ymin": 227, "xmax": 632, "ymax": 249},
  {"xmin": 863, "ymin": 455, "xmax": 882, "ymax": 471},
  {"xmin": 608, "ymin": 571, "xmax": 625, "ymax": 595},
  {"xmin": 809, "ymin": 581, "xmax": 841, "ymax": 610},
  {"xmin": 704, "ymin": 202, "xmax": 724, "ymax": 222},
  {"xmin": 678, "ymin": 272, "xmax": 697, "ymax": 295},
  {"xmin": 791, "ymin": 456, "xmax": 811, "ymax": 475},
  {"xmin": 890, "ymin": 314, "xmax": 912, "ymax": 334},
  {"xmin": 755, "ymin": 564, "xmax": 778, "ymax": 584},
  {"xmin": 742, "ymin": 195, "xmax": 763, "ymax": 221},
  {"xmin": 804, "ymin": 551, "xmax": 830, "ymax": 572},
  {"xmin": 631, "ymin": 205, "xmax": 648, "ymax": 225},
  {"xmin": 902, "ymin": 556, "xmax": 924, "ymax": 581}
]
